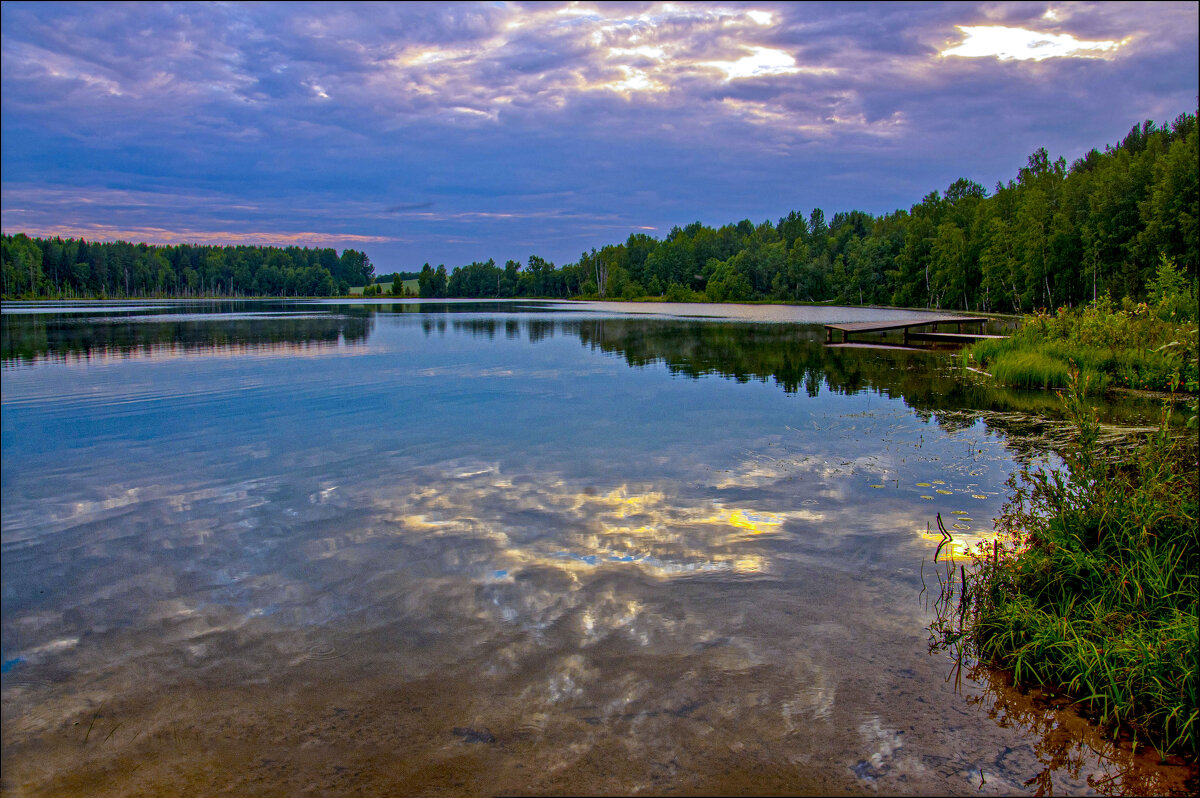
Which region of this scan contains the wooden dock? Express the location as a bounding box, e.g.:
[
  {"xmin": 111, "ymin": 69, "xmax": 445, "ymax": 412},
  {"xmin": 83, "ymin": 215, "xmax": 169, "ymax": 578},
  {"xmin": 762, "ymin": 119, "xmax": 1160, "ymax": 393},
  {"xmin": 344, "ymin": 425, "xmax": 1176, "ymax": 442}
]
[{"xmin": 824, "ymin": 315, "xmax": 1002, "ymax": 345}]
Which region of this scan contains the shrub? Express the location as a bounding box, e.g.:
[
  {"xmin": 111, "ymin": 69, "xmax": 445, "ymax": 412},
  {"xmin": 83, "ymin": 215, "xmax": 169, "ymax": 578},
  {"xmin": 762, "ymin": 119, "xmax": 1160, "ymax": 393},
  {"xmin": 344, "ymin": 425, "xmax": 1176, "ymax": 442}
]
[{"xmin": 664, "ymin": 283, "xmax": 704, "ymax": 302}]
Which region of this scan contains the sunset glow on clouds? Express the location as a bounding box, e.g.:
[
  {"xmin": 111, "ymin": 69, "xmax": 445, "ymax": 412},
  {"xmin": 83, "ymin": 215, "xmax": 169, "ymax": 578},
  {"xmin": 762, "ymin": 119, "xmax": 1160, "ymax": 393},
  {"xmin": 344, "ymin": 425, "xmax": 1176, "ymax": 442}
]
[
  {"xmin": 941, "ymin": 26, "xmax": 1126, "ymax": 61},
  {"xmin": 1, "ymin": 2, "xmax": 1195, "ymax": 268}
]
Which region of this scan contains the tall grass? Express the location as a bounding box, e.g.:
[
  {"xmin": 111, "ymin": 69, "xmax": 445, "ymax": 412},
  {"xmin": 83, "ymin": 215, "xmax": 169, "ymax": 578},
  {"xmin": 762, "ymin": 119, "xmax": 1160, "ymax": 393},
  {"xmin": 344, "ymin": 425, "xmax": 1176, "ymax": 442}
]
[
  {"xmin": 985, "ymin": 347, "xmax": 1111, "ymax": 393},
  {"xmin": 932, "ymin": 372, "xmax": 1199, "ymax": 759},
  {"xmin": 965, "ymin": 259, "xmax": 1198, "ymax": 395}
]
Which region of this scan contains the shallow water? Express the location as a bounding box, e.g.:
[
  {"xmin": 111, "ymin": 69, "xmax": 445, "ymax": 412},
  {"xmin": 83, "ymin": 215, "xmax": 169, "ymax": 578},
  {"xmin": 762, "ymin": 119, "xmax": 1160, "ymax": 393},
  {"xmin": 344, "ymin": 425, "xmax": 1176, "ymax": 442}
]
[{"xmin": 1, "ymin": 300, "xmax": 1190, "ymax": 795}]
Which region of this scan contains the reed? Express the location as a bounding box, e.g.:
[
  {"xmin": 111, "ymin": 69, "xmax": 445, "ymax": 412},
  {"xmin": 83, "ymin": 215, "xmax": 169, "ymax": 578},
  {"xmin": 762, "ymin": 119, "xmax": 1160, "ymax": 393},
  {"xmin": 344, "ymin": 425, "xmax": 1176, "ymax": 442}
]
[{"xmin": 984, "ymin": 348, "xmax": 1112, "ymax": 393}]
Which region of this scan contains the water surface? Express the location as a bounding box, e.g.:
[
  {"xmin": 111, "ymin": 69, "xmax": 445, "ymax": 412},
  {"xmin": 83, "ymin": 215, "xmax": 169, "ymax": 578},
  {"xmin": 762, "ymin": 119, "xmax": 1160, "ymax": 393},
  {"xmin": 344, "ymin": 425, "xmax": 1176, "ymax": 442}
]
[{"xmin": 1, "ymin": 300, "xmax": 1187, "ymax": 795}]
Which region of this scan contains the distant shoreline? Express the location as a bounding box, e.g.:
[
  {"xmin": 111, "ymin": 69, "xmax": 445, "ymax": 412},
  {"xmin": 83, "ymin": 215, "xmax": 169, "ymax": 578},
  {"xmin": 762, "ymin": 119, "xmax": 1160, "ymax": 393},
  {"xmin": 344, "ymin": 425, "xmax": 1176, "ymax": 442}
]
[{"xmin": 0, "ymin": 294, "xmax": 1022, "ymax": 320}]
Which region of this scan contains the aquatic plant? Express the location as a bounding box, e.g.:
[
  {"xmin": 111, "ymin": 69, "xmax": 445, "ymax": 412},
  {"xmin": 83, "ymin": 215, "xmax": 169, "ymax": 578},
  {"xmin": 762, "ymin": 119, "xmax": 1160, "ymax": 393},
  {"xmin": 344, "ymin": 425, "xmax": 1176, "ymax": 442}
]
[
  {"xmin": 932, "ymin": 371, "xmax": 1199, "ymax": 759},
  {"xmin": 984, "ymin": 348, "xmax": 1110, "ymax": 394}
]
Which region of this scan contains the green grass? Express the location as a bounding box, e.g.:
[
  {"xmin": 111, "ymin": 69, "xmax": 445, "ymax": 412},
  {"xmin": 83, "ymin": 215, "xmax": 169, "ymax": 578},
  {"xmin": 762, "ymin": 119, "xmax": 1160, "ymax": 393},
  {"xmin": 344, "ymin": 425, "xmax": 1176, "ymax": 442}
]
[
  {"xmin": 986, "ymin": 348, "xmax": 1112, "ymax": 393},
  {"xmin": 933, "ymin": 374, "xmax": 1199, "ymax": 759},
  {"xmin": 964, "ymin": 283, "xmax": 1198, "ymax": 394},
  {"xmin": 348, "ymin": 279, "xmax": 419, "ymax": 296}
]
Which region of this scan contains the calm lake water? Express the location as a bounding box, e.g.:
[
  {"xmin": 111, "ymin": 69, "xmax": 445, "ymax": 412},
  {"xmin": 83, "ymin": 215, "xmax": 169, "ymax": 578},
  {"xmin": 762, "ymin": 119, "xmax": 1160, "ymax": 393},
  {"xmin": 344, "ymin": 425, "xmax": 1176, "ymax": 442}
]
[{"xmin": 0, "ymin": 300, "xmax": 1188, "ymax": 795}]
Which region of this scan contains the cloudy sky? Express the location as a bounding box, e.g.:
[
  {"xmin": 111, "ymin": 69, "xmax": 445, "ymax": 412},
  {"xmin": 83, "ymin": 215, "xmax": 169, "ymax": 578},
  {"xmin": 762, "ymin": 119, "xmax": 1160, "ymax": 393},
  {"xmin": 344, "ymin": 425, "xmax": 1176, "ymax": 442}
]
[{"xmin": 2, "ymin": 1, "xmax": 1196, "ymax": 271}]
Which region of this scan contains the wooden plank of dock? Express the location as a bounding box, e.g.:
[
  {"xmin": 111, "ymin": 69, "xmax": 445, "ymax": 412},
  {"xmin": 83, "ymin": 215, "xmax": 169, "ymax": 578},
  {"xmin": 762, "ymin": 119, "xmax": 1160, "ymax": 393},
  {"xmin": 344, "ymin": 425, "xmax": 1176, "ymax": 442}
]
[
  {"xmin": 905, "ymin": 331, "xmax": 1008, "ymax": 343},
  {"xmin": 824, "ymin": 315, "xmax": 993, "ymax": 344},
  {"xmin": 824, "ymin": 341, "xmax": 929, "ymax": 351}
]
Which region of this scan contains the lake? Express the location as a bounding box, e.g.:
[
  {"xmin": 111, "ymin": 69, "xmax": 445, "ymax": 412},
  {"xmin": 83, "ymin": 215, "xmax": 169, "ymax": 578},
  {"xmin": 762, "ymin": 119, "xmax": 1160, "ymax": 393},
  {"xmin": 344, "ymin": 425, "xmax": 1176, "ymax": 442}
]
[{"xmin": 0, "ymin": 299, "xmax": 1187, "ymax": 795}]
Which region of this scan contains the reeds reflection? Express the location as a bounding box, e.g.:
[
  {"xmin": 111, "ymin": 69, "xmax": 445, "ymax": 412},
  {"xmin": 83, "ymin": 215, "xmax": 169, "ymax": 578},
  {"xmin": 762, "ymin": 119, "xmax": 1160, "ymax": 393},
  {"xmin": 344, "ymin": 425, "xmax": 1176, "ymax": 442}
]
[{"xmin": 961, "ymin": 665, "xmax": 1197, "ymax": 797}]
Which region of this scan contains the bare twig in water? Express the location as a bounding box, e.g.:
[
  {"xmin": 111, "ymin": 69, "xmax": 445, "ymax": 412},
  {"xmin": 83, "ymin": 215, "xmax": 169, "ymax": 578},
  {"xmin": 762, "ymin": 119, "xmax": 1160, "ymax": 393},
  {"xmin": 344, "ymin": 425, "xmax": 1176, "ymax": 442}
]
[
  {"xmin": 935, "ymin": 512, "xmax": 953, "ymax": 562},
  {"xmin": 919, "ymin": 556, "xmax": 928, "ymax": 608},
  {"xmin": 83, "ymin": 710, "xmax": 100, "ymax": 744},
  {"xmin": 103, "ymin": 721, "xmax": 124, "ymax": 743}
]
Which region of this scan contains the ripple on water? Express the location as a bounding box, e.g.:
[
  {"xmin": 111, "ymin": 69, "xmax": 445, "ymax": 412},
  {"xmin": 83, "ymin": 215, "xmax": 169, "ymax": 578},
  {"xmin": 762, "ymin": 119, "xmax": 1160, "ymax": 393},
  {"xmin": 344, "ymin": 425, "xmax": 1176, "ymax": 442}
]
[
  {"xmin": 512, "ymin": 712, "xmax": 549, "ymax": 741},
  {"xmin": 2, "ymin": 671, "xmax": 61, "ymax": 733},
  {"xmin": 302, "ymin": 643, "xmax": 345, "ymax": 661}
]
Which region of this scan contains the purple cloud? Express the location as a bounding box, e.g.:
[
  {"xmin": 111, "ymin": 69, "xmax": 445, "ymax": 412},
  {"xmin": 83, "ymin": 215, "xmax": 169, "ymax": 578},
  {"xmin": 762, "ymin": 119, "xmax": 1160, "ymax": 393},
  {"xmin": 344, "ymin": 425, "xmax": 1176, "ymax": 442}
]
[{"xmin": 2, "ymin": 1, "xmax": 1196, "ymax": 270}]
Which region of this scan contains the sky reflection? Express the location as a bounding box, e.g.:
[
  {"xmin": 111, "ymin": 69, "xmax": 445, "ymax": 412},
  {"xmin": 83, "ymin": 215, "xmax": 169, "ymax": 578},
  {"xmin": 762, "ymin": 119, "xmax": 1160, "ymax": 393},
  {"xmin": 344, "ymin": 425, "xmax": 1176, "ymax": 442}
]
[{"xmin": 2, "ymin": 303, "xmax": 1174, "ymax": 795}]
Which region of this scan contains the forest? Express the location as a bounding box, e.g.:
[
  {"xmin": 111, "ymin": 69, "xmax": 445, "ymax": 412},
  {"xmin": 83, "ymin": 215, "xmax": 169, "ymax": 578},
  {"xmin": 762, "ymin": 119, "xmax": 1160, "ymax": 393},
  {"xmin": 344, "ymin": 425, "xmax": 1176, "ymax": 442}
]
[
  {"xmin": 2, "ymin": 111, "xmax": 1196, "ymax": 308},
  {"xmin": 422, "ymin": 111, "xmax": 1197, "ymax": 310},
  {"xmin": 0, "ymin": 238, "xmax": 374, "ymax": 299}
]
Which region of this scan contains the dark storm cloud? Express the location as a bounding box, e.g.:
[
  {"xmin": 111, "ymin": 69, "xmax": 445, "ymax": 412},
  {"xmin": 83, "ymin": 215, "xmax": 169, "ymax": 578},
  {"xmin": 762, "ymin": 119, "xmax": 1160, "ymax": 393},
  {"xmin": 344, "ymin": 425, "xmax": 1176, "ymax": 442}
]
[{"xmin": 2, "ymin": 1, "xmax": 1196, "ymax": 269}]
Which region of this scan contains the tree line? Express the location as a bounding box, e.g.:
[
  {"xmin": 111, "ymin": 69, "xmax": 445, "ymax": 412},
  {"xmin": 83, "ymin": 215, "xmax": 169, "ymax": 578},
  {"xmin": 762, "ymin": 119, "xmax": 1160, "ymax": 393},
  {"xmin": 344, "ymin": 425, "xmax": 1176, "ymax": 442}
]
[
  {"xmin": 415, "ymin": 111, "xmax": 1196, "ymax": 311},
  {"xmin": 3, "ymin": 111, "xmax": 1195, "ymax": 308},
  {"xmin": 0, "ymin": 238, "xmax": 374, "ymax": 299}
]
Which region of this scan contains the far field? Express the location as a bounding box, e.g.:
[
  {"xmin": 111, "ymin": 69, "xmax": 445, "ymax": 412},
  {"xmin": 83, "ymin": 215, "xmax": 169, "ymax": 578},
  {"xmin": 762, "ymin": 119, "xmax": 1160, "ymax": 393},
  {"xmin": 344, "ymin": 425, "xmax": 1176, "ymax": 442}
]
[{"xmin": 348, "ymin": 279, "xmax": 419, "ymax": 296}]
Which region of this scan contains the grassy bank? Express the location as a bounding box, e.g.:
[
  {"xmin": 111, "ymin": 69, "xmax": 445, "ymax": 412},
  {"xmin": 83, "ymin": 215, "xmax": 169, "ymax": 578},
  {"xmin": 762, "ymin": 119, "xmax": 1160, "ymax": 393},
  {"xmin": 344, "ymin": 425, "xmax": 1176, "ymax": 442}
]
[
  {"xmin": 934, "ymin": 374, "xmax": 1198, "ymax": 759},
  {"xmin": 963, "ymin": 258, "xmax": 1197, "ymax": 396}
]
